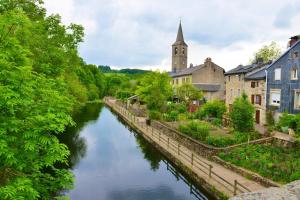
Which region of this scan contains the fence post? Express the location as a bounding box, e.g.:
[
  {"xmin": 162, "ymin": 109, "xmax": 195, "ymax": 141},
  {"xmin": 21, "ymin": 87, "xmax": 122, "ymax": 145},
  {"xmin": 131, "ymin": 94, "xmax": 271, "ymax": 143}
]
[
  {"xmin": 234, "ymin": 180, "xmax": 237, "ymax": 195},
  {"xmin": 209, "ymin": 165, "xmax": 212, "ymax": 178},
  {"xmin": 191, "ymin": 153, "xmax": 194, "ymax": 166},
  {"xmin": 178, "ymin": 144, "xmax": 180, "ymax": 155}
]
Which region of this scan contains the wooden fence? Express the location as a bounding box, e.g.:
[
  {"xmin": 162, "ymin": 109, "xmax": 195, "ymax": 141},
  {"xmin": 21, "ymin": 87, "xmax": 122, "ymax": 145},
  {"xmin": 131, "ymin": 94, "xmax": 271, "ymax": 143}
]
[{"xmin": 104, "ymin": 98, "xmax": 251, "ymax": 196}]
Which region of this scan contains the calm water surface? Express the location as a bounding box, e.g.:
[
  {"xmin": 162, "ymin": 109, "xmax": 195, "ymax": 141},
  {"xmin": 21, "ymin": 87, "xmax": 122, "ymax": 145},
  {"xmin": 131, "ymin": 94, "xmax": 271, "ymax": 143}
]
[{"xmin": 60, "ymin": 103, "xmax": 214, "ymax": 200}]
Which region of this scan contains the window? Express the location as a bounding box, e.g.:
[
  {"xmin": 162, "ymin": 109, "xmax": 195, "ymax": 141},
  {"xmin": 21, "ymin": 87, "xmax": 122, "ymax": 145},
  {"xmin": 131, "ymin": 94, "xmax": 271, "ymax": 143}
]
[
  {"xmin": 291, "ymin": 68, "xmax": 298, "ymax": 80},
  {"xmin": 295, "ymin": 90, "xmax": 300, "ymax": 109},
  {"xmin": 228, "ymin": 76, "xmax": 231, "ymax": 82},
  {"xmin": 270, "ymin": 89, "xmax": 281, "ymax": 106},
  {"xmin": 175, "ymin": 47, "xmax": 178, "ymax": 55},
  {"xmin": 255, "ymin": 95, "xmax": 262, "ymax": 105},
  {"xmin": 182, "ymin": 48, "xmax": 185, "ymax": 55},
  {"xmin": 251, "ymin": 81, "xmax": 259, "ymax": 88},
  {"xmin": 238, "ymin": 75, "xmax": 241, "ymax": 81},
  {"xmin": 274, "ymin": 68, "xmax": 281, "ymax": 81}
]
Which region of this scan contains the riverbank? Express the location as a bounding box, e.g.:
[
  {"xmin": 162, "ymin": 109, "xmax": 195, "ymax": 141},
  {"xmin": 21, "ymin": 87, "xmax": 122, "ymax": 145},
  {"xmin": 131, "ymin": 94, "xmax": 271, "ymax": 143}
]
[{"xmin": 104, "ymin": 97, "xmax": 266, "ymax": 199}]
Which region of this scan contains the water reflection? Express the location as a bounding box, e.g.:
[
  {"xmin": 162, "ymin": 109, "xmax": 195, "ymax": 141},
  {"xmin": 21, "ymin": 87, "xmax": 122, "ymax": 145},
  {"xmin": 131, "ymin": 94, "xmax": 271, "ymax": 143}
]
[
  {"xmin": 61, "ymin": 104, "xmax": 214, "ymax": 200},
  {"xmin": 59, "ymin": 103, "xmax": 103, "ymax": 168}
]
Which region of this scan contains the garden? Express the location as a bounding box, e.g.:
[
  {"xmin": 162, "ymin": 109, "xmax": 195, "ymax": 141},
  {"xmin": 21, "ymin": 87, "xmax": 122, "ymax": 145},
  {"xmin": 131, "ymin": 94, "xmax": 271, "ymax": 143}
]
[
  {"xmin": 218, "ymin": 144, "xmax": 300, "ymax": 183},
  {"xmin": 147, "ymin": 90, "xmax": 261, "ymax": 148}
]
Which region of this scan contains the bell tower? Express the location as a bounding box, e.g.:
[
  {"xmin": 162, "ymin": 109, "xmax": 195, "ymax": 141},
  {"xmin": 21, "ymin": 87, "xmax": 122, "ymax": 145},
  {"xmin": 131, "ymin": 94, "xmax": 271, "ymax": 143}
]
[{"xmin": 172, "ymin": 21, "xmax": 188, "ymax": 73}]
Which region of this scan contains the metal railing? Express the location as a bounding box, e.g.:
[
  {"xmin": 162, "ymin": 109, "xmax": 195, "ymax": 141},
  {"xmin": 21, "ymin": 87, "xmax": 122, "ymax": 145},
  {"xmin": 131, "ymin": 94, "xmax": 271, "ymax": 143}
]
[{"xmin": 104, "ymin": 98, "xmax": 251, "ymax": 196}]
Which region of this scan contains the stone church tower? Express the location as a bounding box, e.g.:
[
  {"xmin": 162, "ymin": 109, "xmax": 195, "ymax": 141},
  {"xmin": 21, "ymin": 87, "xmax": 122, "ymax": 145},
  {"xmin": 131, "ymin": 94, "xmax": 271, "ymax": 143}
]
[{"xmin": 172, "ymin": 22, "xmax": 188, "ymax": 73}]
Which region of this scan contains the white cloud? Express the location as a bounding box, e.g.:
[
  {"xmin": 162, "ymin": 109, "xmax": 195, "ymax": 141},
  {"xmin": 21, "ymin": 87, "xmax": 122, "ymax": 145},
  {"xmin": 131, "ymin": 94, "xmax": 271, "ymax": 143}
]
[{"xmin": 44, "ymin": 0, "xmax": 300, "ymax": 72}]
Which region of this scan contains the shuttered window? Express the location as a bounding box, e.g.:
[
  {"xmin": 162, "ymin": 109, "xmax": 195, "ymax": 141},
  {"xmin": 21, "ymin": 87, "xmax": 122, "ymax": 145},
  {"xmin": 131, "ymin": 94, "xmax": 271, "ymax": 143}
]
[{"xmin": 270, "ymin": 90, "xmax": 281, "ymax": 106}]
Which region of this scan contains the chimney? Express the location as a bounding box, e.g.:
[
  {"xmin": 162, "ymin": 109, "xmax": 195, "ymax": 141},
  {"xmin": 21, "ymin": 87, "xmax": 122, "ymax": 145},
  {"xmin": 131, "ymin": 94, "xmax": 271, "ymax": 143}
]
[
  {"xmin": 205, "ymin": 57, "xmax": 212, "ymax": 68},
  {"xmin": 288, "ymin": 35, "xmax": 300, "ymax": 48}
]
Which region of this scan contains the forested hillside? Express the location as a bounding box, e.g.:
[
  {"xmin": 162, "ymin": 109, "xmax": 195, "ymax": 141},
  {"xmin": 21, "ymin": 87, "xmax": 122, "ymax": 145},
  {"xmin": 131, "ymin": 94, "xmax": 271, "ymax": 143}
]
[
  {"xmin": 99, "ymin": 65, "xmax": 150, "ymax": 74},
  {"xmin": 0, "ymin": 0, "xmax": 106, "ymax": 199}
]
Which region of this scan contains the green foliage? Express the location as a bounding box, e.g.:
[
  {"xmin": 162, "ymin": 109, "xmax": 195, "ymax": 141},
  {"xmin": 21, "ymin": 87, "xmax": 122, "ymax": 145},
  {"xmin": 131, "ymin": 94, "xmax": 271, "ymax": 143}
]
[
  {"xmin": 179, "ymin": 121, "xmax": 210, "ymax": 141},
  {"xmin": 166, "ymin": 102, "xmax": 187, "ymax": 114},
  {"xmin": 206, "ymin": 132, "xmax": 259, "ymax": 147},
  {"xmin": 0, "ymin": 1, "xmax": 106, "ymax": 199},
  {"xmin": 136, "ymin": 72, "xmax": 172, "ymax": 111},
  {"xmin": 176, "ymin": 83, "xmax": 203, "ymax": 104},
  {"xmin": 99, "ymin": 65, "xmax": 150, "ymax": 74},
  {"xmin": 229, "ymin": 93, "xmax": 255, "ymax": 132},
  {"xmin": 163, "ymin": 111, "xmax": 179, "ymax": 122},
  {"xmin": 266, "ymin": 109, "xmax": 275, "ymax": 127},
  {"xmin": 219, "ymin": 144, "xmax": 300, "ymax": 183},
  {"xmin": 199, "ymin": 100, "xmax": 226, "ymax": 119},
  {"xmin": 211, "ymin": 118, "xmax": 222, "ymax": 127},
  {"xmin": 276, "ymin": 113, "xmax": 300, "ymax": 135},
  {"xmin": 250, "ymin": 41, "xmax": 282, "ymax": 64},
  {"xmin": 148, "ymin": 110, "xmax": 162, "ymax": 120}
]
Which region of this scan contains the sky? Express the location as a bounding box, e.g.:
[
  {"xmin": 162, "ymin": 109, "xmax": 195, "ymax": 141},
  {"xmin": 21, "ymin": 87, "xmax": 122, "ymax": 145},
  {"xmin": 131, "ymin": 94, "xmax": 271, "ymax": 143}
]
[{"xmin": 44, "ymin": 0, "xmax": 300, "ymax": 72}]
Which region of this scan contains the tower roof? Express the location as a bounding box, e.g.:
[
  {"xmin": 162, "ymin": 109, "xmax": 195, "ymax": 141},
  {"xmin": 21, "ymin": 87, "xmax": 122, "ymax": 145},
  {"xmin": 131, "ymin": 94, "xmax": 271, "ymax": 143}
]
[{"xmin": 173, "ymin": 21, "xmax": 187, "ymax": 46}]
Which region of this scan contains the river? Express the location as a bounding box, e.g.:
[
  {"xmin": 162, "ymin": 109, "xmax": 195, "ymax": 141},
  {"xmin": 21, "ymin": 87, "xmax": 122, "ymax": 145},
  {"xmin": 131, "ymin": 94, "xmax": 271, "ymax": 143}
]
[{"xmin": 59, "ymin": 103, "xmax": 215, "ymax": 200}]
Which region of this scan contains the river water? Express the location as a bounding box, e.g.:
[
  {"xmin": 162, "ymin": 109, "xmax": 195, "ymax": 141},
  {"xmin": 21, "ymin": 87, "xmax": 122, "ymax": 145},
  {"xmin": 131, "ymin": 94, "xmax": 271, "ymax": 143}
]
[{"xmin": 60, "ymin": 103, "xmax": 214, "ymax": 200}]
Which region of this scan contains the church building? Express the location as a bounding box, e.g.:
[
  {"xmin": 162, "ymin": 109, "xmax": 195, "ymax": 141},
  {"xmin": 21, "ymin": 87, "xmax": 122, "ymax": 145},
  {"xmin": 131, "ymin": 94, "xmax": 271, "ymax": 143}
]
[{"xmin": 169, "ymin": 22, "xmax": 226, "ymax": 101}]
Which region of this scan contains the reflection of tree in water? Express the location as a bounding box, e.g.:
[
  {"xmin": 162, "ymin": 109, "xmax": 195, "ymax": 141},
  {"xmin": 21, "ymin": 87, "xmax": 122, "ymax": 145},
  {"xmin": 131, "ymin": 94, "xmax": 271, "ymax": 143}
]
[
  {"xmin": 58, "ymin": 103, "xmax": 103, "ymax": 169},
  {"xmin": 134, "ymin": 133, "xmax": 163, "ymax": 171},
  {"xmin": 109, "ymin": 111, "xmax": 163, "ymax": 171}
]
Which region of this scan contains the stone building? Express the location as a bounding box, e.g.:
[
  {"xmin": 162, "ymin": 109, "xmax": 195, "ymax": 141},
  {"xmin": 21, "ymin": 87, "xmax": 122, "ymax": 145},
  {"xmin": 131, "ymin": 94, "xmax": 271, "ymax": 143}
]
[
  {"xmin": 169, "ymin": 22, "xmax": 225, "ymax": 101},
  {"xmin": 225, "ymin": 61, "xmax": 270, "ymax": 125},
  {"xmin": 266, "ymin": 35, "xmax": 300, "ymax": 115}
]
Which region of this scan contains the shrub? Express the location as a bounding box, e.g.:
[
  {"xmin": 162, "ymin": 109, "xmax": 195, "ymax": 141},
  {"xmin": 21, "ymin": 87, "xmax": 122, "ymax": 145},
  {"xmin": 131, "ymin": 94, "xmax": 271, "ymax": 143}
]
[
  {"xmin": 179, "ymin": 121, "xmax": 210, "ymax": 141},
  {"xmin": 211, "ymin": 118, "xmax": 222, "ymax": 127},
  {"xmin": 163, "ymin": 111, "xmax": 179, "ymax": 121},
  {"xmin": 200, "ymin": 100, "xmax": 226, "ymax": 119},
  {"xmin": 177, "ymin": 104, "xmax": 187, "ymax": 113},
  {"xmin": 206, "ymin": 136, "xmax": 236, "ymax": 147},
  {"xmin": 229, "ymin": 93, "xmax": 255, "ymax": 132},
  {"xmin": 277, "ymin": 112, "xmax": 297, "ymax": 131},
  {"xmin": 149, "ymin": 110, "xmax": 162, "ymax": 120},
  {"xmin": 206, "ymin": 131, "xmax": 259, "ymax": 147},
  {"xmin": 266, "ymin": 109, "xmax": 275, "ymax": 126}
]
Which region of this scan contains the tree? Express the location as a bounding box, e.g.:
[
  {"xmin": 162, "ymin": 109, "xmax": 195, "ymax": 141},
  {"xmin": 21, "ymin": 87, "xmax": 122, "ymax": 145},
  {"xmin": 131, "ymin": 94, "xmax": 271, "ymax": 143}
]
[
  {"xmin": 136, "ymin": 72, "xmax": 173, "ymax": 111},
  {"xmin": 199, "ymin": 100, "xmax": 226, "ymax": 119},
  {"xmin": 251, "ymin": 42, "xmax": 282, "ymax": 64},
  {"xmin": 229, "ymin": 93, "xmax": 255, "ymax": 132},
  {"xmin": 0, "ymin": 1, "xmax": 106, "ymax": 199},
  {"xmin": 176, "ymin": 83, "xmax": 203, "ymax": 104}
]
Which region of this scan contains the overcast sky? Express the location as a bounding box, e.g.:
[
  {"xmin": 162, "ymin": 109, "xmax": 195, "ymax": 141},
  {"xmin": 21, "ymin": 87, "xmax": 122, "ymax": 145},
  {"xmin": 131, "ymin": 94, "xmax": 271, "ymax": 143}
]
[{"xmin": 44, "ymin": 0, "xmax": 300, "ymax": 71}]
